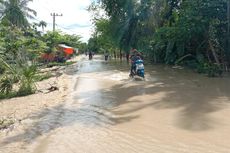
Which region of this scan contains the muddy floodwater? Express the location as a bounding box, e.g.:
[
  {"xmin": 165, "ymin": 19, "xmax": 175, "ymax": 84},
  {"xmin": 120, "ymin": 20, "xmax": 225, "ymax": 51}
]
[{"xmin": 1, "ymin": 55, "xmax": 230, "ymax": 153}]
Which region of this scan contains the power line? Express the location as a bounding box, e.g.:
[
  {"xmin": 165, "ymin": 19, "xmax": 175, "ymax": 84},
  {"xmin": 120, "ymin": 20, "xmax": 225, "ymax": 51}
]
[
  {"xmin": 56, "ymin": 24, "xmax": 76, "ymax": 33},
  {"xmin": 32, "ymin": 17, "xmax": 52, "ymax": 25},
  {"xmin": 33, "ymin": 17, "xmax": 75, "ymax": 33},
  {"xmin": 33, "ymin": 17, "xmax": 81, "ymax": 35}
]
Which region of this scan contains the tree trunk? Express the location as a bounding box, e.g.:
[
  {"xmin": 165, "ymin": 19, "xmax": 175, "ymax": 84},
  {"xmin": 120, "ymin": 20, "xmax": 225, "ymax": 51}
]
[
  {"xmin": 114, "ymin": 51, "xmax": 116, "ymax": 59},
  {"xmin": 126, "ymin": 53, "xmax": 129, "ymax": 62},
  {"xmin": 208, "ymin": 39, "xmax": 220, "ymax": 66},
  {"xmin": 227, "ymin": 0, "xmax": 230, "ymax": 65}
]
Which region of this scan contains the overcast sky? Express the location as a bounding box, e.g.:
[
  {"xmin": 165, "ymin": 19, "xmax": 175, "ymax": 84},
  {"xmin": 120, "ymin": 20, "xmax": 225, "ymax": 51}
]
[{"xmin": 28, "ymin": 0, "xmax": 93, "ymax": 42}]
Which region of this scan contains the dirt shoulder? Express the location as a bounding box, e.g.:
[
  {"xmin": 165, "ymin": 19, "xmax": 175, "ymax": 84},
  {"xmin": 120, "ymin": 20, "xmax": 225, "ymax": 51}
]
[{"xmin": 0, "ymin": 55, "xmax": 83, "ymax": 131}]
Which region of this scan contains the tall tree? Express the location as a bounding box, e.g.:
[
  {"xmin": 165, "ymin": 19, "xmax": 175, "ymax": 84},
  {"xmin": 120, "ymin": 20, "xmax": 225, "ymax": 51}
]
[
  {"xmin": 38, "ymin": 20, "xmax": 47, "ymax": 32},
  {"xmin": 0, "ymin": 0, "xmax": 36, "ymax": 28}
]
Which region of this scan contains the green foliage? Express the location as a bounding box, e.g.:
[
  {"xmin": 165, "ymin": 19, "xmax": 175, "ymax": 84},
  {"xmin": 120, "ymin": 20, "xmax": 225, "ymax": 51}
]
[
  {"xmin": 88, "ymin": 37, "xmax": 99, "ymax": 53},
  {"xmin": 91, "ymin": 0, "xmax": 230, "ymax": 74},
  {"xmin": 38, "ymin": 20, "xmax": 47, "ymax": 32},
  {"xmin": 42, "ymin": 31, "xmax": 83, "ymax": 54},
  {"xmin": 62, "ymin": 34, "xmax": 82, "ymax": 49},
  {"xmin": 17, "ymin": 64, "xmax": 37, "ymax": 95},
  {"xmin": 0, "ymin": 25, "xmax": 47, "ymax": 60},
  {"xmin": 0, "ymin": 0, "xmax": 37, "ymax": 28},
  {"xmin": 0, "ymin": 53, "xmax": 38, "ymax": 97},
  {"xmin": 34, "ymin": 73, "xmax": 53, "ymax": 82},
  {"xmin": 42, "ymin": 31, "xmax": 63, "ymax": 53},
  {"xmin": 0, "ymin": 76, "xmax": 14, "ymax": 94},
  {"xmin": 0, "ymin": 92, "xmax": 17, "ymax": 100},
  {"xmin": 197, "ymin": 62, "xmax": 223, "ymax": 77},
  {"xmin": 0, "ymin": 64, "xmax": 5, "ymax": 74}
]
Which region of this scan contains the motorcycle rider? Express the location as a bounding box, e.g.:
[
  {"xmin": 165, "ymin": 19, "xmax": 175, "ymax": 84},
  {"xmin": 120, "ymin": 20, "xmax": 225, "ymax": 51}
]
[
  {"xmin": 129, "ymin": 48, "xmax": 143, "ymax": 76},
  {"xmin": 104, "ymin": 51, "xmax": 109, "ymax": 61},
  {"xmin": 89, "ymin": 51, "xmax": 93, "ymax": 60}
]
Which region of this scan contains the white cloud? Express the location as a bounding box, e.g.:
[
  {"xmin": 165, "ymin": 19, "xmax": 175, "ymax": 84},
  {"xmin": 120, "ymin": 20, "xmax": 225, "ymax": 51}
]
[{"xmin": 28, "ymin": 0, "xmax": 93, "ymax": 42}]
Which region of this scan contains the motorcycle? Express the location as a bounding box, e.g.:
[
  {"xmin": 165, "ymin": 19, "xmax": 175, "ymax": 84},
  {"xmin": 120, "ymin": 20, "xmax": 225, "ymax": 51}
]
[
  {"xmin": 130, "ymin": 59, "xmax": 145, "ymax": 79},
  {"xmin": 89, "ymin": 54, "xmax": 93, "ymax": 60}
]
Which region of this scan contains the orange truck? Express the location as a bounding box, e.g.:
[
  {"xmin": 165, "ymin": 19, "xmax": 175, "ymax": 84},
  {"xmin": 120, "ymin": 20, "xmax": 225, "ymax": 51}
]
[
  {"xmin": 41, "ymin": 44, "xmax": 75, "ymax": 62},
  {"xmin": 57, "ymin": 44, "xmax": 74, "ymax": 59}
]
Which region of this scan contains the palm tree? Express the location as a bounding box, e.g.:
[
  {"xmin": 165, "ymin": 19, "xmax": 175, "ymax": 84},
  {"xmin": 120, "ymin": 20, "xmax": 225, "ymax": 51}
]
[
  {"xmin": 0, "ymin": 0, "xmax": 37, "ymax": 28},
  {"xmin": 38, "ymin": 20, "xmax": 47, "ymax": 32}
]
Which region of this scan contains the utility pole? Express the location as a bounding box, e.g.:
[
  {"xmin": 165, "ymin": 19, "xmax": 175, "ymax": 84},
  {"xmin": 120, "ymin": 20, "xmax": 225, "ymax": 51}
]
[{"xmin": 51, "ymin": 13, "xmax": 63, "ymax": 32}]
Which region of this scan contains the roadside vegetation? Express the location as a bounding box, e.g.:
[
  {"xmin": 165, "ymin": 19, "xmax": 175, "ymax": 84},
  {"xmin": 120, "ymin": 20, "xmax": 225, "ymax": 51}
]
[
  {"xmin": 88, "ymin": 0, "xmax": 230, "ymax": 77},
  {"xmin": 0, "ymin": 0, "xmax": 87, "ymax": 100}
]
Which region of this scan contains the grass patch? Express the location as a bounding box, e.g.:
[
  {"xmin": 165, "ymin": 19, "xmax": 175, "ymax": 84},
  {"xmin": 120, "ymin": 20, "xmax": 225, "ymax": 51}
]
[
  {"xmin": 0, "ymin": 90, "xmax": 36, "ymax": 100},
  {"xmin": 0, "ymin": 118, "xmax": 15, "ymax": 130},
  {"xmin": 46, "ymin": 61, "xmax": 76, "ymax": 68},
  {"xmin": 35, "ymin": 73, "xmax": 53, "ymax": 82},
  {"xmin": 0, "ymin": 92, "xmax": 17, "ymax": 100}
]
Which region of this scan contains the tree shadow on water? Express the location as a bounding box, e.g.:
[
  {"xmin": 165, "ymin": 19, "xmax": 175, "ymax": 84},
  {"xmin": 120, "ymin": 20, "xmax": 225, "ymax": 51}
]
[
  {"xmin": 97, "ymin": 67, "xmax": 230, "ymax": 132},
  {"xmin": 1, "ymin": 84, "xmax": 142, "ymax": 146},
  {"xmin": 147, "ymin": 69, "xmax": 230, "ymax": 131},
  {"xmin": 2, "ymin": 64, "xmax": 230, "ymax": 146}
]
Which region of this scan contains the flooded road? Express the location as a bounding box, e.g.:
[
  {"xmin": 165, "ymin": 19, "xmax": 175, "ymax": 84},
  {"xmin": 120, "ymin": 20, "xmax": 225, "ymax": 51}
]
[{"xmin": 1, "ymin": 55, "xmax": 230, "ymax": 153}]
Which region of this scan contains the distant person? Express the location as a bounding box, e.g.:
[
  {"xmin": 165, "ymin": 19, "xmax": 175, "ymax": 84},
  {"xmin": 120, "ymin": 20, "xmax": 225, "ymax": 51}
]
[
  {"xmin": 104, "ymin": 51, "xmax": 109, "ymax": 61},
  {"xmin": 89, "ymin": 51, "xmax": 93, "ymax": 60}
]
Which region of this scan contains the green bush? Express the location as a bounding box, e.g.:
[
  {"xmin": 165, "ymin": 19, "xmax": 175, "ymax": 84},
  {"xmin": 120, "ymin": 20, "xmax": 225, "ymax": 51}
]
[
  {"xmin": 17, "ymin": 65, "xmax": 37, "ymax": 95},
  {"xmin": 204, "ymin": 63, "xmax": 223, "ymax": 77},
  {"xmin": 0, "ymin": 56, "xmax": 38, "ymax": 99},
  {"xmin": 17, "ymin": 85, "xmax": 35, "ymax": 97},
  {"xmin": 0, "ymin": 76, "xmax": 14, "ymax": 94},
  {"xmin": 0, "ymin": 92, "xmax": 17, "ymax": 100},
  {"xmin": 0, "ymin": 65, "xmax": 5, "ymax": 74},
  {"xmin": 196, "ymin": 62, "xmax": 223, "ymax": 77}
]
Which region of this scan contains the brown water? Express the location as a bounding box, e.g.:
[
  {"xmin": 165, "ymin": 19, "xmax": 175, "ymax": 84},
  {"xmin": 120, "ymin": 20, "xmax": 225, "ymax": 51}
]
[{"xmin": 1, "ymin": 55, "xmax": 230, "ymax": 153}]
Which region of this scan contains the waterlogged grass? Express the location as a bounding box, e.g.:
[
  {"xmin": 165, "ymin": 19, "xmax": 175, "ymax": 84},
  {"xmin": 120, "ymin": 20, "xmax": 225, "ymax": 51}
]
[
  {"xmin": 35, "ymin": 73, "xmax": 53, "ymax": 82},
  {"xmin": 0, "ymin": 118, "xmax": 15, "ymax": 130},
  {"xmin": 46, "ymin": 61, "xmax": 76, "ymax": 68}
]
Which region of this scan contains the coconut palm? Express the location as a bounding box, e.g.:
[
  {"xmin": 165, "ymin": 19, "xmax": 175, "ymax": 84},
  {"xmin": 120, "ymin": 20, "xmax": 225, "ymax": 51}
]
[
  {"xmin": 38, "ymin": 20, "xmax": 47, "ymax": 32},
  {"xmin": 0, "ymin": 0, "xmax": 37, "ymax": 28}
]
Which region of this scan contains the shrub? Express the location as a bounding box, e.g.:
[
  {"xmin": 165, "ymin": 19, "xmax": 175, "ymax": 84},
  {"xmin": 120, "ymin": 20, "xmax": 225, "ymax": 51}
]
[{"xmin": 0, "ymin": 55, "xmax": 38, "ymax": 98}]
